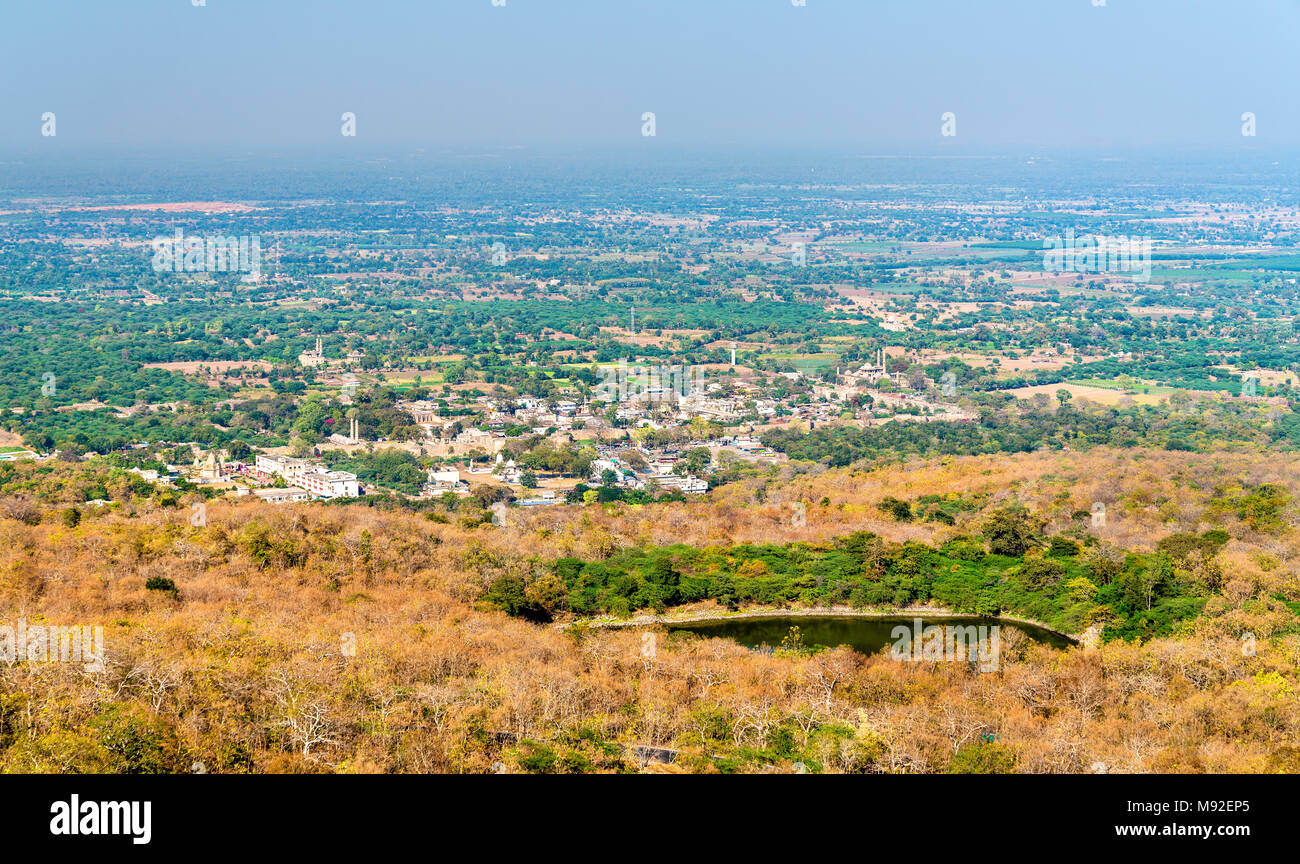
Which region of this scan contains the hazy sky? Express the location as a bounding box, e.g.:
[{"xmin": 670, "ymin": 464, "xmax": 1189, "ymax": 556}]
[{"xmin": 2, "ymin": 0, "xmax": 1299, "ymax": 155}]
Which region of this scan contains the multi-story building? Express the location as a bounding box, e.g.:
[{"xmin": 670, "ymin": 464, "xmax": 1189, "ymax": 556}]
[
  {"xmin": 255, "ymin": 454, "xmax": 308, "ymax": 484},
  {"xmin": 254, "ymin": 454, "xmax": 359, "ymax": 499},
  {"xmin": 298, "ymin": 469, "xmax": 360, "ymax": 499}
]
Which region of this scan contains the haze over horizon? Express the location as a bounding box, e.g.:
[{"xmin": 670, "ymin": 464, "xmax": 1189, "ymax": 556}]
[{"xmin": 2, "ymin": 0, "xmax": 1298, "ymax": 157}]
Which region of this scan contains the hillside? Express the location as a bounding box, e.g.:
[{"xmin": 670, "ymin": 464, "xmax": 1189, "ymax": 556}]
[{"xmin": 0, "ymin": 449, "xmax": 1297, "ymax": 773}]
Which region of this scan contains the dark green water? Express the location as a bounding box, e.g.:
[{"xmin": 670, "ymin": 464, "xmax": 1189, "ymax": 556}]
[{"xmin": 666, "ymin": 615, "xmax": 1076, "ymax": 654}]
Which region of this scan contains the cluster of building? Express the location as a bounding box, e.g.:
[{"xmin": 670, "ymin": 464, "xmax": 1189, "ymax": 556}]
[
  {"xmin": 298, "ymin": 337, "xmax": 365, "ymax": 369},
  {"xmin": 117, "ymin": 345, "xmax": 976, "ymax": 509},
  {"xmin": 121, "ymin": 449, "xmax": 362, "ymax": 505},
  {"xmin": 400, "ymin": 382, "xmax": 778, "ymax": 439},
  {"xmin": 393, "ymin": 344, "xmax": 978, "ymax": 444},
  {"xmin": 418, "ymin": 437, "xmax": 770, "ymax": 502}
]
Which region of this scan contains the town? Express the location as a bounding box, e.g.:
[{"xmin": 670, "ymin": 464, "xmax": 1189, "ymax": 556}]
[{"xmin": 7, "ymin": 338, "xmax": 992, "ymax": 509}]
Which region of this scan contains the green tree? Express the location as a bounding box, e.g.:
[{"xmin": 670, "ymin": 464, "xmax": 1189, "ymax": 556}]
[
  {"xmin": 1018, "ymin": 554, "xmax": 1066, "ymax": 591},
  {"xmin": 982, "ymin": 506, "xmax": 1041, "ymax": 557}
]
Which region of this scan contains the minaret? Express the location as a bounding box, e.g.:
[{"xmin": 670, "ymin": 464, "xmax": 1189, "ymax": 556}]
[
  {"xmin": 630, "ymin": 305, "xmax": 635, "ymax": 336},
  {"xmin": 730, "ymin": 343, "xmax": 736, "ymax": 366}
]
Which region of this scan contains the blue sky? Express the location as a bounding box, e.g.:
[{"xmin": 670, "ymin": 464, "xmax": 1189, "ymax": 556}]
[{"xmin": 2, "ymin": 0, "xmax": 1298, "ymax": 155}]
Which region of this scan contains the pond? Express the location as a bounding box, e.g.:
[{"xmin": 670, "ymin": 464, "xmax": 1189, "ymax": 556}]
[{"xmin": 665, "ymin": 614, "xmax": 1076, "ymax": 655}]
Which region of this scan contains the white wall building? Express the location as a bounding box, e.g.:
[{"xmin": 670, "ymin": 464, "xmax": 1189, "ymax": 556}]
[
  {"xmin": 298, "ymin": 469, "xmax": 360, "ymax": 499},
  {"xmin": 254, "ymin": 453, "xmax": 359, "ymax": 499},
  {"xmin": 253, "ymin": 487, "xmax": 311, "ymax": 504}
]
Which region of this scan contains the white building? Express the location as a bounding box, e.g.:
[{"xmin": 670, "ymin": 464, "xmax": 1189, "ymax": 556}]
[
  {"xmin": 518, "ymin": 490, "xmax": 558, "ymax": 507},
  {"xmin": 843, "ymin": 347, "xmax": 892, "ymax": 386},
  {"xmin": 500, "ymin": 458, "xmax": 524, "ymax": 485},
  {"xmin": 254, "ymin": 453, "xmax": 359, "ymax": 499},
  {"xmin": 298, "ymin": 469, "xmax": 360, "ymax": 499},
  {"xmin": 299, "ymin": 337, "xmax": 327, "ymax": 368},
  {"xmin": 652, "ymin": 475, "xmax": 709, "ymax": 495},
  {"xmin": 425, "ymin": 468, "xmax": 470, "ymax": 497},
  {"xmin": 253, "ymin": 487, "xmax": 311, "ymax": 504}
]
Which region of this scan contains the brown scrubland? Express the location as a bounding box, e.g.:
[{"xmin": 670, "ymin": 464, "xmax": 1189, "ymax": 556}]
[{"xmin": 0, "ymin": 447, "xmax": 1297, "ymax": 774}]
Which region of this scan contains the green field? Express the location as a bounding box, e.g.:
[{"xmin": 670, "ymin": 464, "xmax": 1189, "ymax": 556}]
[
  {"xmin": 1075, "ymin": 377, "xmax": 1183, "ymax": 397},
  {"xmin": 761, "ymin": 352, "xmax": 840, "ymax": 375}
]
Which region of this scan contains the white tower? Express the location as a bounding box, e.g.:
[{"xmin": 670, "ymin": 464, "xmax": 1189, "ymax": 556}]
[{"xmin": 730, "ymin": 342, "xmax": 736, "ymax": 366}]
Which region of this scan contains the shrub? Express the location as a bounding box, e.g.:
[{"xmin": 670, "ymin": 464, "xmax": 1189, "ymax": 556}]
[
  {"xmin": 948, "ymin": 742, "xmax": 1016, "ymax": 774},
  {"xmin": 878, "ymin": 496, "xmax": 913, "ymax": 522},
  {"xmin": 144, "ymin": 576, "xmax": 179, "ymax": 599}
]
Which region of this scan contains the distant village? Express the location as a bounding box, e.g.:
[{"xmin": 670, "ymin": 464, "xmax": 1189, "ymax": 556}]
[{"xmin": 12, "ymin": 341, "xmax": 985, "ymax": 507}]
